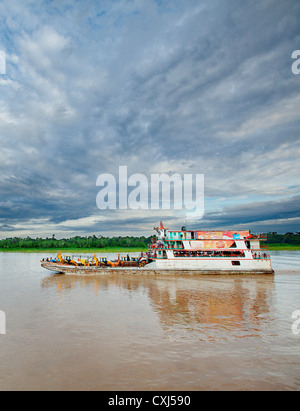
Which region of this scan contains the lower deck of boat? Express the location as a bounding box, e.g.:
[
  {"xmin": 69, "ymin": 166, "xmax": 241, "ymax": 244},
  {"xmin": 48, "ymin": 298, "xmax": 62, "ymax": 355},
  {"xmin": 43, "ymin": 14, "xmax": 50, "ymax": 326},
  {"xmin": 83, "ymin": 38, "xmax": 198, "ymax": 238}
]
[{"xmin": 41, "ymin": 262, "xmax": 274, "ymax": 276}]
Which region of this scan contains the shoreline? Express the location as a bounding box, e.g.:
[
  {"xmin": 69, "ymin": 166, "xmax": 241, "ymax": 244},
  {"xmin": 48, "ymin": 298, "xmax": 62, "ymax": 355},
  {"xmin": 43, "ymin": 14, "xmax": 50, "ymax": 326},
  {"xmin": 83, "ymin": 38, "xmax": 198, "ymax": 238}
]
[
  {"xmin": 0, "ymin": 245, "xmax": 300, "ymax": 253},
  {"xmin": 0, "ymin": 247, "xmax": 148, "ymax": 254},
  {"xmin": 267, "ymin": 245, "xmax": 300, "ymax": 251}
]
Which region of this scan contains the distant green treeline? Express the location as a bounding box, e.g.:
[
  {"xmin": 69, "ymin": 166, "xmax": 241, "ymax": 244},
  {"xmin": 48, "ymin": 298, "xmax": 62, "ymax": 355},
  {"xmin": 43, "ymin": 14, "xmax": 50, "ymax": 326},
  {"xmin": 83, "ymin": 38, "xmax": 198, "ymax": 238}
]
[
  {"xmin": 0, "ymin": 235, "xmax": 152, "ymax": 250},
  {"xmin": 266, "ymin": 232, "xmax": 300, "ymax": 245},
  {"xmin": 0, "ymin": 232, "xmax": 300, "ymax": 250}
]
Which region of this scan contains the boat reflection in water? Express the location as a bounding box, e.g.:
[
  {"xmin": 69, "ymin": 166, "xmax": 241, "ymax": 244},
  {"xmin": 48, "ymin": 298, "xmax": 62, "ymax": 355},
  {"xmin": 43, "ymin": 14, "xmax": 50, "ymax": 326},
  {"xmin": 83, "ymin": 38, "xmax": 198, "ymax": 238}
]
[{"xmin": 41, "ymin": 273, "xmax": 275, "ymax": 342}]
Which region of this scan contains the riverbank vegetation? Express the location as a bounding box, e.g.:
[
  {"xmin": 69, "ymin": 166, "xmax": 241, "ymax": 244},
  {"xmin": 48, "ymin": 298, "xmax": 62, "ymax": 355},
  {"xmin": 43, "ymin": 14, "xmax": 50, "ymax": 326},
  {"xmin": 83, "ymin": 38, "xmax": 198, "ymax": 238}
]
[
  {"xmin": 0, "ymin": 235, "xmax": 151, "ymax": 252},
  {"xmin": 265, "ymin": 232, "xmax": 300, "ymax": 250},
  {"xmin": 0, "ymin": 232, "xmax": 300, "ymax": 252}
]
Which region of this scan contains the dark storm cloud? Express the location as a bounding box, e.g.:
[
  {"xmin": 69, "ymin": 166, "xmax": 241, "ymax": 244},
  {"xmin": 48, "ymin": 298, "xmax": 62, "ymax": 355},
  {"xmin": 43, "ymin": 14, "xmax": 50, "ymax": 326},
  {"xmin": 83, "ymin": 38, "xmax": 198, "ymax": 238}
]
[
  {"xmin": 199, "ymin": 195, "xmax": 300, "ymax": 227},
  {"xmin": 0, "ymin": 0, "xmax": 300, "ymax": 237}
]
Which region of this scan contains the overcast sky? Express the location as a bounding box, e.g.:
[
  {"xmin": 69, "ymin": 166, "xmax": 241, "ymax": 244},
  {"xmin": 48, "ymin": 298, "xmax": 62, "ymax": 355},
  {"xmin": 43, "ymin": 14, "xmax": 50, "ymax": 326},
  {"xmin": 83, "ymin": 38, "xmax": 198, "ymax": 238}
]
[{"xmin": 0, "ymin": 0, "xmax": 300, "ymax": 238}]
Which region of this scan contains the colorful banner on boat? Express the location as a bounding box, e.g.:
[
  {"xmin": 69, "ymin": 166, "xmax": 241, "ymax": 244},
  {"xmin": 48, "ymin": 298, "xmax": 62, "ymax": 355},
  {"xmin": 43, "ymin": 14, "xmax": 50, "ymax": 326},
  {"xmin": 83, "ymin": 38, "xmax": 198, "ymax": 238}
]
[
  {"xmin": 190, "ymin": 240, "xmax": 235, "ymax": 249},
  {"xmin": 196, "ymin": 231, "xmax": 250, "ymax": 240}
]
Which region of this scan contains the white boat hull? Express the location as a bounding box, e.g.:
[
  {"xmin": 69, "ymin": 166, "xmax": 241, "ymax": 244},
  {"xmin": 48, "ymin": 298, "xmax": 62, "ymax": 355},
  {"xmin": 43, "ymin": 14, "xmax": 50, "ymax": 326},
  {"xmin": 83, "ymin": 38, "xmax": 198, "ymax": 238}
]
[
  {"xmin": 151, "ymin": 257, "xmax": 273, "ymax": 273},
  {"xmin": 41, "ymin": 259, "xmax": 274, "ymax": 275}
]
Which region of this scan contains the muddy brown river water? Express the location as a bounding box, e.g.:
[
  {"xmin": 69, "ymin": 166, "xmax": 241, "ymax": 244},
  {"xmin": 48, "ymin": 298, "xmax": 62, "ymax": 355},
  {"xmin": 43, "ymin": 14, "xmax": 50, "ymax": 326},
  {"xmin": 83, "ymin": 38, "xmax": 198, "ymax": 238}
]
[{"xmin": 0, "ymin": 251, "xmax": 299, "ymax": 391}]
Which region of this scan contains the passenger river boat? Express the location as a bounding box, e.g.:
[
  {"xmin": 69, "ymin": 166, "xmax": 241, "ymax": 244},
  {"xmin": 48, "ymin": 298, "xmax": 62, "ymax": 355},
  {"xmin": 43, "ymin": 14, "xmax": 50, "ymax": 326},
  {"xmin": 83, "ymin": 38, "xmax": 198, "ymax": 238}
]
[{"xmin": 41, "ymin": 222, "xmax": 274, "ymax": 275}]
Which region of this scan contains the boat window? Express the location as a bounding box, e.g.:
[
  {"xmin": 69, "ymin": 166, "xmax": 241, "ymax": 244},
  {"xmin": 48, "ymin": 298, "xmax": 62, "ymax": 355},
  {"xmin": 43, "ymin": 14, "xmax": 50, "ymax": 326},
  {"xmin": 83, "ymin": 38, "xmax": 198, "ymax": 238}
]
[{"xmin": 231, "ymin": 261, "xmax": 241, "ymax": 266}]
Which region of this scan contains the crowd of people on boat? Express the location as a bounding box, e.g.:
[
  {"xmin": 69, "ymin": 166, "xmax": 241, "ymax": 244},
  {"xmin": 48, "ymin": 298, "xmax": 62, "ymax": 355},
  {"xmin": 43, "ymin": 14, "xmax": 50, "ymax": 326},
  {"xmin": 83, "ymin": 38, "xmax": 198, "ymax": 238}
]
[
  {"xmin": 253, "ymin": 252, "xmax": 268, "ymax": 259},
  {"xmin": 172, "ymin": 250, "xmax": 246, "ymax": 258},
  {"xmin": 148, "ymin": 249, "xmax": 269, "ymax": 259},
  {"xmin": 41, "ymin": 257, "xmax": 57, "ymax": 263}
]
